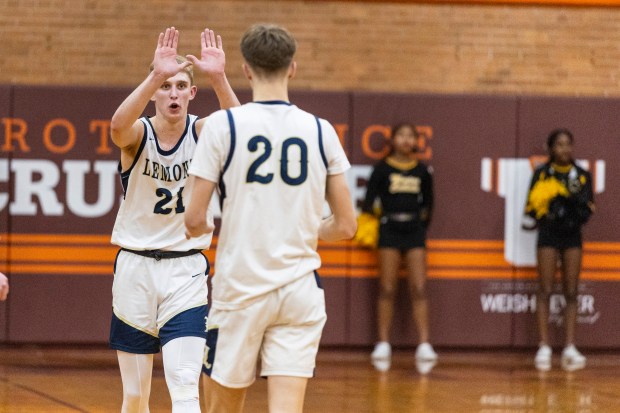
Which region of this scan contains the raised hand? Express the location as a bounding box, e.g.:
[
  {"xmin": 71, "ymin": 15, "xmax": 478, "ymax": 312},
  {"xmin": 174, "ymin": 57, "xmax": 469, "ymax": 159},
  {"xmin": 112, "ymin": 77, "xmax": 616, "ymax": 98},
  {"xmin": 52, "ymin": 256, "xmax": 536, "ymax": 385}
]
[
  {"xmin": 152, "ymin": 27, "xmax": 191, "ymax": 79},
  {"xmin": 186, "ymin": 28, "xmax": 226, "ymax": 77}
]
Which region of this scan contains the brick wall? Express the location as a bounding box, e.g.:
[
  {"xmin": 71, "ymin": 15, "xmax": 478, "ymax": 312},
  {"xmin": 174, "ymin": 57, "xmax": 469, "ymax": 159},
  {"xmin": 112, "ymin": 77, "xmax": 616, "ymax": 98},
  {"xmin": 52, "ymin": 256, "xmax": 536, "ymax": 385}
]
[{"xmin": 1, "ymin": 0, "xmax": 620, "ymax": 96}]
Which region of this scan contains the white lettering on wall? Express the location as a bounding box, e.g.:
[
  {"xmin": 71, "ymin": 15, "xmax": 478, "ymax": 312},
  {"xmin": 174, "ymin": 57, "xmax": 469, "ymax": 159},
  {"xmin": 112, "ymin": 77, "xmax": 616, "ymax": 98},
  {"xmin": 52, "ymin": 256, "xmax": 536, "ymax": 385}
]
[
  {"xmin": 10, "ymin": 159, "xmax": 64, "ymax": 216},
  {"xmin": 63, "ymin": 160, "xmax": 117, "ymax": 218},
  {"xmin": 0, "ymin": 159, "xmax": 120, "ymax": 218}
]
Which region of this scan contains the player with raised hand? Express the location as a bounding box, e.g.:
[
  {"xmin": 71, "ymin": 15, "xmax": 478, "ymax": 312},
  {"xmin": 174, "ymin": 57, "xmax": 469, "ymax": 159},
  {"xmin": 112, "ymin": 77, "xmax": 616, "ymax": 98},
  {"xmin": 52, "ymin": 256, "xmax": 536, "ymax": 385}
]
[{"xmin": 109, "ymin": 26, "xmax": 238, "ymax": 413}]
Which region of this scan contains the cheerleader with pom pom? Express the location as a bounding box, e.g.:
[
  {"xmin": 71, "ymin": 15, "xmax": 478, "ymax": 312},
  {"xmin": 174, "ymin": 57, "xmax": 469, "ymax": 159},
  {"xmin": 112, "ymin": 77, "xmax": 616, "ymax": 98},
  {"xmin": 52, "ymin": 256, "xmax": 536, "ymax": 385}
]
[
  {"xmin": 359, "ymin": 123, "xmax": 436, "ymax": 371},
  {"xmin": 525, "ymin": 128, "xmax": 595, "ymax": 372}
]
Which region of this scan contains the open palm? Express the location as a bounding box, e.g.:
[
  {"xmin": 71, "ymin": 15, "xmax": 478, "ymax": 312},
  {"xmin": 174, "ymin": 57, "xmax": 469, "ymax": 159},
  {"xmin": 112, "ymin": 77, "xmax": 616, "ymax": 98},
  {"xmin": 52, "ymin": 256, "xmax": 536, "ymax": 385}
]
[
  {"xmin": 152, "ymin": 27, "xmax": 190, "ymax": 79},
  {"xmin": 187, "ymin": 29, "xmax": 226, "ymax": 76}
]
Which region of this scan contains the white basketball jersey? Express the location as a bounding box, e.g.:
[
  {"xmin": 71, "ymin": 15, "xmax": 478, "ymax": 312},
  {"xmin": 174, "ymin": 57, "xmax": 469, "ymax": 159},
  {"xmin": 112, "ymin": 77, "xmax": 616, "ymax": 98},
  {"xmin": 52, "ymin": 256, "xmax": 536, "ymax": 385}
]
[
  {"xmin": 189, "ymin": 101, "xmax": 351, "ymax": 310},
  {"xmin": 112, "ymin": 115, "xmax": 213, "ymax": 251}
]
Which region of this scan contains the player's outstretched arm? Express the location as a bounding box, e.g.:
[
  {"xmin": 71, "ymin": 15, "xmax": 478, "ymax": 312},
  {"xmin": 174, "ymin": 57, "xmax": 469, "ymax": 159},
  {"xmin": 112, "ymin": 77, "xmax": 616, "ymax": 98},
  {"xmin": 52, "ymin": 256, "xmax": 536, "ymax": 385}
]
[
  {"xmin": 319, "ymin": 173, "xmax": 357, "ymax": 241},
  {"xmin": 185, "ymin": 176, "xmax": 217, "ymax": 239},
  {"xmin": 187, "ymin": 28, "xmax": 240, "ymax": 113},
  {"xmin": 111, "ymin": 27, "xmax": 192, "ymax": 150},
  {"xmin": 0, "ymin": 272, "xmax": 8, "ymax": 301}
]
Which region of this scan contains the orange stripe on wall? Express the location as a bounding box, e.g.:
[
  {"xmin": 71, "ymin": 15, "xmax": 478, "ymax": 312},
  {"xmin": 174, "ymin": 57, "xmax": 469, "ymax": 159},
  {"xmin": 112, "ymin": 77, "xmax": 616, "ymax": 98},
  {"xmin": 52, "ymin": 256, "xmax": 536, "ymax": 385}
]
[
  {"xmin": 0, "ymin": 264, "xmax": 111, "ymax": 275},
  {"xmin": 428, "ymin": 269, "xmax": 518, "ymax": 279},
  {"xmin": 4, "ymin": 246, "xmax": 116, "ymax": 262},
  {"xmin": 584, "ymin": 242, "xmax": 620, "ymax": 252},
  {"xmin": 427, "ymin": 252, "xmax": 510, "ymax": 268},
  {"xmin": 427, "ymin": 239, "xmax": 504, "ymax": 250},
  {"xmin": 582, "ymin": 254, "xmax": 620, "ymax": 269},
  {"xmin": 2, "ymin": 245, "xmax": 616, "ymax": 272},
  {"xmin": 1, "ymin": 234, "xmax": 619, "ymax": 280},
  {"xmin": 1, "ymin": 233, "xmax": 111, "ymax": 245}
]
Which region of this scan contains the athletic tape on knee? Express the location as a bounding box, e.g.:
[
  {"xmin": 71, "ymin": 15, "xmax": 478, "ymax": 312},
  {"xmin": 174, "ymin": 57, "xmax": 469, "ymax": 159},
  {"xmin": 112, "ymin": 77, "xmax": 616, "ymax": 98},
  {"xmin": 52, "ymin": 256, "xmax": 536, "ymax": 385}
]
[{"xmin": 169, "ymin": 385, "xmax": 199, "ymax": 402}]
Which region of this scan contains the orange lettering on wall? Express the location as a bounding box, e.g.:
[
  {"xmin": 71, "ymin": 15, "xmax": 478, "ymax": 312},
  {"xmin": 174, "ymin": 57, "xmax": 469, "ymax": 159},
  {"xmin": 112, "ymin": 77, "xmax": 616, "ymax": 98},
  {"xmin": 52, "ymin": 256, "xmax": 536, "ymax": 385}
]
[
  {"xmin": 362, "ymin": 124, "xmax": 391, "ymax": 160},
  {"xmin": 1, "ymin": 118, "xmax": 30, "ymax": 152},
  {"xmin": 90, "ymin": 119, "xmax": 113, "ymax": 155},
  {"xmin": 415, "ymin": 125, "xmax": 433, "ymax": 160},
  {"xmin": 333, "ymin": 123, "xmax": 348, "ymax": 152},
  {"xmin": 43, "ymin": 118, "xmax": 76, "ymax": 154}
]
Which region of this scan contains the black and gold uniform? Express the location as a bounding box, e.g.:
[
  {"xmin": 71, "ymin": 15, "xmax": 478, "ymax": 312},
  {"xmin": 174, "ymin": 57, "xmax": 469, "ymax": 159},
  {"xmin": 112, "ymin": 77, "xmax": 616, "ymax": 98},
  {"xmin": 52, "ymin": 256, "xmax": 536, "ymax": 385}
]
[
  {"xmin": 526, "ymin": 162, "xmax": 594, "ymax": 250},
  {"xmin": 362, "ymin": 157, "xmax": 433, "ymax": 250}
]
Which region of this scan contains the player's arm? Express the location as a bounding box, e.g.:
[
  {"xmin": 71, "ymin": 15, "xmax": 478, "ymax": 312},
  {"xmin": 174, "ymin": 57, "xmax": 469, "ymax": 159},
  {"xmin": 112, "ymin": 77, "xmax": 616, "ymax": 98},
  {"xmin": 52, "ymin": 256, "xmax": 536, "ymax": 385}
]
[
  {"xmin": 185, "ymin": 176, "xmax": 217, "ymax": 239},
  {"xmin": 319, "ymin": 173, "xmax": 357, "ymax": 241},
  {"xmin": 0, "ymin": 272, "xmax": 8, "ymax": 301},
  {"xmin": 110, "ymin": 72, "xmax": 165, "ymax": 151},
  {"xmin": 111, "ymin": 27, "xmax": 191, "ymax": 150},
  {"xmin": 188, "ymin": 29, "xmax": 240, "ymax": 132}
]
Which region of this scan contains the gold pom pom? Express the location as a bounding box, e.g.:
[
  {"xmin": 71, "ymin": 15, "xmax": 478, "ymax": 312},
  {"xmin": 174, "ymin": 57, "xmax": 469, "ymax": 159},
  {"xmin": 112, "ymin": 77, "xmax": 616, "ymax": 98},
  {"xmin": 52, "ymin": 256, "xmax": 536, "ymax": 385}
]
[
  {"xmin": 527, "ymin": 177, "xmax": 569, "ymax": 219},
  {"xmin": 353, "ymin": 212, "xmax": 379, "ymax": 248}
]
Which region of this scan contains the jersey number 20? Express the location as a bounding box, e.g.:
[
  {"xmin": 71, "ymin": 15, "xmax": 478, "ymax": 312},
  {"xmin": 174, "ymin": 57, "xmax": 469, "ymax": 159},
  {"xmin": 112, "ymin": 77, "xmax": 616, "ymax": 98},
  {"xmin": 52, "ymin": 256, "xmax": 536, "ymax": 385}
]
[{"xmin": 246, "ymin": 136, "xmax": 308, "ymax": 186}]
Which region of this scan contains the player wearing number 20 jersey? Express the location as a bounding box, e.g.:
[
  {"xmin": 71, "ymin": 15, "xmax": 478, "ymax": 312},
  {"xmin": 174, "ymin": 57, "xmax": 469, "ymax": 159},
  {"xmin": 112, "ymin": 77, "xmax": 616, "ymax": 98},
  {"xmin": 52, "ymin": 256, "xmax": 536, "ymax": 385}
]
[
  {"xmin": 189, "ymin": 101, "xmax": 350, "ymax": 311},
  {"xmin": 112, "ymin": 114, "xmax": 212, "ymax": 251}
]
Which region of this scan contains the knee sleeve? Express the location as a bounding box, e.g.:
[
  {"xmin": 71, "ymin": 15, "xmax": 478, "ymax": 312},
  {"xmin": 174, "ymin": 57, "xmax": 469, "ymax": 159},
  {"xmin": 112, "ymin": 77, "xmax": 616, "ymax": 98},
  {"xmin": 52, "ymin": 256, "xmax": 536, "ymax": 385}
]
[
  {"xmin": 167, "ymin": 371, "xmax": 199, "ymax": 402},
  {"xmin": 162, "ymin": 336, "xmax": 205, "ymax": 404}
]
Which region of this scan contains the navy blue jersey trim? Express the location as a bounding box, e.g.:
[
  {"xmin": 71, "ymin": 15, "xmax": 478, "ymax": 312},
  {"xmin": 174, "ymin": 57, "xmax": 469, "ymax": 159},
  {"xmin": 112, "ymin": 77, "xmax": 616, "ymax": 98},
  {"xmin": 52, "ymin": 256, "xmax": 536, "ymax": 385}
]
[
  {"xmin": 222, "ymin": 110, "xmax": 236, "ymax": 174},
  {"xmin": 253, "ymin": 100, "xmax": 292, "ymax": 106},
  {"xmin": 119, "ymin": 121, "xmax": 148, "ymax": 195},
  {"xmin": 315, "ymin": 117, "xmax": 328, "ymax": 168},
  {"xmin": 146, "ymin": 115, "xmax": 191, "ymax": 156},
  {"xmin": 192, "ymin": 118, "xmax": 199, "ymax": 143},
  {"xmin": 218, "ymin": 109, "xmax": 236, "ymax": 209},
  {"xmin": 314, "ymin": 270, "xmax": 323, "ymax": 289}
]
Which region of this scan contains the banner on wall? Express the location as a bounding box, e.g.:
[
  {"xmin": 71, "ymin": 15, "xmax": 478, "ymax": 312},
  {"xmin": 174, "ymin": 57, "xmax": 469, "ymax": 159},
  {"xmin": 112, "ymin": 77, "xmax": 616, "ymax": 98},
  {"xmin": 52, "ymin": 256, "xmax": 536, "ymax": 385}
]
[{"xmin": 0, "ymin": 86, "xmax": 619, "ymax": 346}]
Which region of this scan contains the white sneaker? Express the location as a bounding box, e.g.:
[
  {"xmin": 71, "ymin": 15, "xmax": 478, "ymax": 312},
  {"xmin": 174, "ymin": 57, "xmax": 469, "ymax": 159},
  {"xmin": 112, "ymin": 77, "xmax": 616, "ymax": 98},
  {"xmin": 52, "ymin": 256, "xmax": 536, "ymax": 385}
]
[
  {"xmin": 372, "ymin": 359, "xmax": 391, "ymax": 372},
  {"xmin": 561, "ymin": 345, "xmax": 586, "ymax": 371},
  {"xmin": 534, "ymin": 344, "xmax": 552, "ymax": 371},
  {"xmin": 415, "ymin": 342, "xmax": 438, "ymax": 361},
  {"xmin": 415, "ymin": 359, "xmax": 437, "ymax": 375},
  {"xmin": 371, "ymin": 341, "xmax": 391, "ymax": 361}
]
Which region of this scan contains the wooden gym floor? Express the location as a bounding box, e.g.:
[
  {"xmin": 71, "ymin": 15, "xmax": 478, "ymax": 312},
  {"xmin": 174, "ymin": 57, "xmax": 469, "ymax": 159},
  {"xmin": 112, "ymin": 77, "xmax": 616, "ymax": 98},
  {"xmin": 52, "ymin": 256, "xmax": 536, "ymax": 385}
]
[{"xmin": 1, "ymin": 345, "xmax": 619, "ymax": 412}]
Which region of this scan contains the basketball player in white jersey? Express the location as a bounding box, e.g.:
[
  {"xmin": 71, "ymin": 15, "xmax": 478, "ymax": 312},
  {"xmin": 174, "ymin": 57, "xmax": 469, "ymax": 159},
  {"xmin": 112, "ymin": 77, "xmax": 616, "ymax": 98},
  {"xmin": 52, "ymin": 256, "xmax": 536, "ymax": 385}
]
[
  {"xmin": 185, "ymin": 24, "xmax": 357, "ymax": 413},
  {"xmin": 109, "ymin": 27, "xmax": 239, "ymax": 413}
]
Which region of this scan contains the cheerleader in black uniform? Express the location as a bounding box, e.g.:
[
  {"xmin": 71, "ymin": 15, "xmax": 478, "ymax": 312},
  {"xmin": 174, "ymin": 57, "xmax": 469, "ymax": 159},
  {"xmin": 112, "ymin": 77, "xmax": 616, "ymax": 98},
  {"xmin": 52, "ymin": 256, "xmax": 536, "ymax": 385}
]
[
  {"xmin": 362, "ymin": 123, "xmax": 437, "ymax": 370},
  {"xmin": 525, "ymin": 129, "xmax": 594, "ymax": 372}
]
